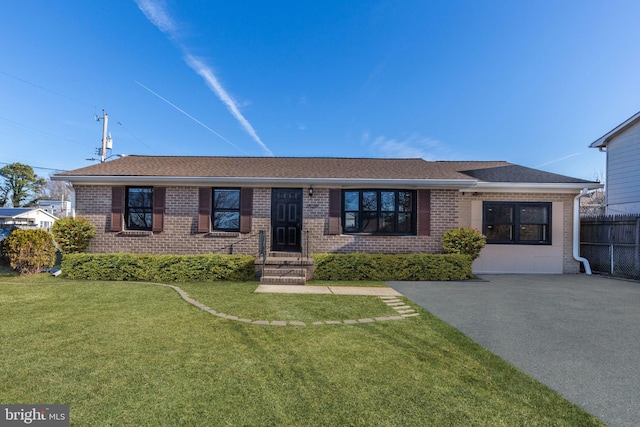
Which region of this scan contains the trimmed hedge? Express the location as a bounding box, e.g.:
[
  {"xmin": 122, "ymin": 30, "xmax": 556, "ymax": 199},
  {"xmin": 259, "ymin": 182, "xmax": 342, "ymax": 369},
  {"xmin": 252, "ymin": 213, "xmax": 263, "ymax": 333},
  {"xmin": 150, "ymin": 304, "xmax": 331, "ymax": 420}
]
[
  {"xmin": 61, "ymin": 253, "xmax": 256, "ymax": 282},
  {"xmin": 312, "ymin": 253, "xmax": 473, "ymax": 281}
]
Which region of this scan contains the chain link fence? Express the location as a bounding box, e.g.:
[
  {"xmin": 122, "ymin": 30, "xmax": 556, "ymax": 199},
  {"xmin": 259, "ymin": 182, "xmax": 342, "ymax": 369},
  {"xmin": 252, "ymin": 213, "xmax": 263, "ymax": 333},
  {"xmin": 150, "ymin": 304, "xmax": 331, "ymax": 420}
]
[
  {"xmin": 580, "ymin": 242, "xmax": 640, "ymax": 279},
  {"xmin": 580, "ymin": 215, "xmax": 640, "ymax": 280}
]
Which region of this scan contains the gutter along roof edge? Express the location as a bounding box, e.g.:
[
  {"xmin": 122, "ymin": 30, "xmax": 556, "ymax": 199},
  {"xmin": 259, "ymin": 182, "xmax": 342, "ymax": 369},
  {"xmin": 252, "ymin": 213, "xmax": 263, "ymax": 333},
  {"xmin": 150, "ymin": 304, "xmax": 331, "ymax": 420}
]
[{"xmin": 52, "ymin": 175, "xmax": 479, "ymax": 188}]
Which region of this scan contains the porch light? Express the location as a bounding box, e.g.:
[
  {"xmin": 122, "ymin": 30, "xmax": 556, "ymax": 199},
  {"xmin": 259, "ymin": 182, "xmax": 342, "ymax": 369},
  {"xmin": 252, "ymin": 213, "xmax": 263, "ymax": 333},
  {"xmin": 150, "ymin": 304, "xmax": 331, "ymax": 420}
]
[{"xmin": 308, "ymin": 187, "xmax": 314, "ymax": 197}]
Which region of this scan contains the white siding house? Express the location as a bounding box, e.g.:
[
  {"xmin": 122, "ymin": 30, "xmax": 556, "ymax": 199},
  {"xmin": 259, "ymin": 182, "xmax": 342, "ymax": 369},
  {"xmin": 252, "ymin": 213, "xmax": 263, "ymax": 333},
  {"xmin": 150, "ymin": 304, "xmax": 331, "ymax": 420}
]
[
  {"xmin": 0, "ymin": 208, "xmax": 59, "ymax": 231},
  {"xmin": 590, "ymin": 111, "xmax": 640, "ymax": 215},
  {"xmin": 37, "ymin": 200, "xmax": 73, "ymax": 218}
]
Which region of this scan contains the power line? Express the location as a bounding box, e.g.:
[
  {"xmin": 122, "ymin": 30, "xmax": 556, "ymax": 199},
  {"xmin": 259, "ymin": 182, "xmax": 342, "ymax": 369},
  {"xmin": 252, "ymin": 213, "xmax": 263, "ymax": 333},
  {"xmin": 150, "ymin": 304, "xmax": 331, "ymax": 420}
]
[
  {"xmin": 0, "ymin": 115, "xmax": 92, "ymax": 148},
  {"xmin": 0, "ymin": 70, "xmax": 95, "ymax": 108},
  {"xmin": 0, "ymin": 161, "xmax": 68, "ymax": 172},
  {"xmin": 1, "ymin": 69, "xmax": 154, "ymax": 154},
  {"xmin": 113, "ymin": 118, "xmax": 154, "ymax": 153}
]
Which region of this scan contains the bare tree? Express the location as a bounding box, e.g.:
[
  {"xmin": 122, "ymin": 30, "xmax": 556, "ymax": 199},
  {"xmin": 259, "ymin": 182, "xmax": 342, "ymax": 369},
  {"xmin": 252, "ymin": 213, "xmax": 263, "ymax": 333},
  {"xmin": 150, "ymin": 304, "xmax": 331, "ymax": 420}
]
[
  {"xmin": 580, "ymin": 169, "xmax": 606, "ymax": 217},
  {"xmin": 39, "ymin": 179, "xmax": 73, "ymax": 201}
]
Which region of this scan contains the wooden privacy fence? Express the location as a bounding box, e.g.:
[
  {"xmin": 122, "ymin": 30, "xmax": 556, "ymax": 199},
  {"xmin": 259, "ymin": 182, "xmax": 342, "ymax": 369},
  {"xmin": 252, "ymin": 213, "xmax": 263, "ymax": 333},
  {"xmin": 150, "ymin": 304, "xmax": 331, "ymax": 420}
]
[{"xmin": 580, "ymin": 215, "xmax": 640, "ymax": 279}]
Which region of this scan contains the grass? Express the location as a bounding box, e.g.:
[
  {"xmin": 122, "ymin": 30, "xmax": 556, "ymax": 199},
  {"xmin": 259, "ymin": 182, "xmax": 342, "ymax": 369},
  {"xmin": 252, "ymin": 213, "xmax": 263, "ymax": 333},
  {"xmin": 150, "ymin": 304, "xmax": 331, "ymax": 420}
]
[{"xmin": 0, "ymin": 274, "xmax": 604, "ymax": 426}]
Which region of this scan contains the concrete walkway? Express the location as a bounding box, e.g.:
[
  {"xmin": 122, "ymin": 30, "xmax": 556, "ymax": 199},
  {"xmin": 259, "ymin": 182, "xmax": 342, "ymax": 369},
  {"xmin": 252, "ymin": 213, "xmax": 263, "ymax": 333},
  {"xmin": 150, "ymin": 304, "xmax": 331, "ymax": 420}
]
[
  {"xmin": 254, "ymin": 284, "xmax": 402, "ymax": 296},
  {"xmin": 388, "ymin": 274, "xmax": 640, "ymax": 427}
]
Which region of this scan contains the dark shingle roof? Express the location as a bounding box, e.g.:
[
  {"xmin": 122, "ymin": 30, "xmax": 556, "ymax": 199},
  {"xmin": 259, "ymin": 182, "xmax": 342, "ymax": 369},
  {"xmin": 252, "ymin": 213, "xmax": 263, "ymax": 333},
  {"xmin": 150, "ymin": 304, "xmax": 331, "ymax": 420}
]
[
  {"xmin": 56, "ymin": 155, "xmax": 595, "ymax": 184},
  {"xmin": 456, "ymin": 164, "xmax": 592, "ymax": 183}
]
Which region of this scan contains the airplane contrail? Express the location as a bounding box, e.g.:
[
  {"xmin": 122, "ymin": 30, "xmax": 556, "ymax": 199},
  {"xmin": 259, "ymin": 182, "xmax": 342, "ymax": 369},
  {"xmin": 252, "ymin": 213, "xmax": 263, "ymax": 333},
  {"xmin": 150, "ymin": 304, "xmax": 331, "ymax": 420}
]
[
  {"xmin": 183, "ymin": 54, "xmax": 274, "ymax": 156},
  {"xmin": 135, "ymin": 81, "xmax": 248, "ymax": 154},
  {"xmin": 536, "ymin": 152, "xmax": 583, "ymax": 168},
  {"xmin": 135, "ymin": 0, "xmax": 274, "ymax": 156}
]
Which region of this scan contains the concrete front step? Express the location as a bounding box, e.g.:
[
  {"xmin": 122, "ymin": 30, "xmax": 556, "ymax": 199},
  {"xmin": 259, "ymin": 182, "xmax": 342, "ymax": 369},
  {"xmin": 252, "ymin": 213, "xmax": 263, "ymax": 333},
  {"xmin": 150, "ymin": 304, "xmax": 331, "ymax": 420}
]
[
  {"xmin": 267, "ymin": 251, "xmax": 303, "ymax": 258},
  {"xmin": 263, "ymin": 267, "xmax": 307, "ymax": 277},
  {"xmin": 256, "ymin": 251, "xmax": 315, "ymax": 284},
  {"xmin": 260, "ymin": 276, "xmax": 306, "ymax": 286},
  {"xmin": 264, "ymin": 257, "xmax": 314, "ymax": 266}
]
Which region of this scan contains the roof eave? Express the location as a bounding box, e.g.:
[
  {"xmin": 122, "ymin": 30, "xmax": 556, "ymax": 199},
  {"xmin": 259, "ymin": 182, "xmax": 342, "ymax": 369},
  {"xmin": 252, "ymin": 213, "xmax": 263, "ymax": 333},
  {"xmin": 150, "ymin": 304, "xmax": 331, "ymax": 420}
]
[
  {"xmin": 589, "ymin": 111, "xmax": 640, "ymax": 149},
  {"xmin": 469, "ymin": 182, "xmax": 603, "ymax": 193},
  {"xmin": 13, "ymin": 209, "xmax": 59, "ymax": 220},
  {"xmin": 52, "ymin": 175, "xmax": 478, "ymax": 189}
]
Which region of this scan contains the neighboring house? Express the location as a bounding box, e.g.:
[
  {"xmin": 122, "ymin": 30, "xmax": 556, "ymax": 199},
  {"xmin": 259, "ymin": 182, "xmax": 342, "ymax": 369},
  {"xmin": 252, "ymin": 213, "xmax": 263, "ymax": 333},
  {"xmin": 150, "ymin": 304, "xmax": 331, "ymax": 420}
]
[
  {"xmin": 53, "ymin": 156, "xmax": 600, "ymax": 274},
  {"xmin": 0, "ymin": 208, "xmax": 58, "ymax": 231},
  {"xmin": 37, "ymin": 199, "xmax": 73, "ymax": 218},
  {"xmin": 590, "ymin": 110, "xmax": 640, "ymax": 215}
]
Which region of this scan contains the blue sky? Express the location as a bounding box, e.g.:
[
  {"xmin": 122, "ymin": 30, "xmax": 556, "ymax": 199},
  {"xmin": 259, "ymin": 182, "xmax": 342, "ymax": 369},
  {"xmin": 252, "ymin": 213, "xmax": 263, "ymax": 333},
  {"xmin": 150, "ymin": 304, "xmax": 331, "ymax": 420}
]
[{"xmin": 2, "ymin": 1, "xmax": 639, "ymax": 180}]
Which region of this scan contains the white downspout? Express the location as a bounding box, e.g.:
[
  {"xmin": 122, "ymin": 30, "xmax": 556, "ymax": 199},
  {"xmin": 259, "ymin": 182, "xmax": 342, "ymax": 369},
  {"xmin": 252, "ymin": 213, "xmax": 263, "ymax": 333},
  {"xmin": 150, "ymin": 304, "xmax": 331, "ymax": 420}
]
[{"xmin": 573, "ymin": 188, "xmax": 592, "ymax": 275}]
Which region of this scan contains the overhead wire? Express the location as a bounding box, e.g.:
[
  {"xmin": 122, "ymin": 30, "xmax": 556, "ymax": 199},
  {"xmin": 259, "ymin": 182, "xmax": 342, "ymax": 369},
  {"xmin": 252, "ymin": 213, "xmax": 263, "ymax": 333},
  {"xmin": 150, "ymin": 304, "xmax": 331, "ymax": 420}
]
[
  {"xmin": 0, "ymin": 161, "xmax": 67, "ymax": 172},
  {"xmin": 0, "ymin": 69, "xmax": 154, "ymax": 155},
  {"xmin": 0, "ymin": 115, "xmax": 92, "ymax": 148},
  {"xmin": 0, "ymin": 70, "xmax": 94, "ymax": 109}
]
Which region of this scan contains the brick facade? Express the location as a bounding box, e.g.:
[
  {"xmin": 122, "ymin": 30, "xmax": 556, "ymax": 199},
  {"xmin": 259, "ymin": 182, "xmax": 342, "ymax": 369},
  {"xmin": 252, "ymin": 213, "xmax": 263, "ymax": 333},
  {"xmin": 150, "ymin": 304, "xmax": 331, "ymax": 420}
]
[{"xmin": 75, "ymin": 184, "xmax": 578, "ymax": 273}]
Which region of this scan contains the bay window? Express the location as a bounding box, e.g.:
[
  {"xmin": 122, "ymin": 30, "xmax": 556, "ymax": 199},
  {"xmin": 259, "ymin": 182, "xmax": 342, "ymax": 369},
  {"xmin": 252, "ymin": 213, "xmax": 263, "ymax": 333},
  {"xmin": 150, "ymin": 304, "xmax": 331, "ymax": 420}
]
[{"xmin": 343, "ymin": 190, "xmax": 416, "ymax": 235}]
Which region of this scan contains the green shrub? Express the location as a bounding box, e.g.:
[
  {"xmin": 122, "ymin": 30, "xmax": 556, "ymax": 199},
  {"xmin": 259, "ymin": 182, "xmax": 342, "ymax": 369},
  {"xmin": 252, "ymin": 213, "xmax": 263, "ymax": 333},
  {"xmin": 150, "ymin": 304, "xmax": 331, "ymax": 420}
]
[
  {"xmin": 312, "ymin": 253, "xmax": 473, "ymax": 281},
  {"xmin": 2, "ymin": 229, "xmax": 56, "ymax": 275},
  {"xmin": 51, "ymin": 216, "xmax": 96, "ymax": 254},
  {"xmin": 441, "ymin": 227, "xmax": 486, "ymax": 260},
  {"xmin": 61, "ymin": 253, "xmax": 256, "ymax": 282}
]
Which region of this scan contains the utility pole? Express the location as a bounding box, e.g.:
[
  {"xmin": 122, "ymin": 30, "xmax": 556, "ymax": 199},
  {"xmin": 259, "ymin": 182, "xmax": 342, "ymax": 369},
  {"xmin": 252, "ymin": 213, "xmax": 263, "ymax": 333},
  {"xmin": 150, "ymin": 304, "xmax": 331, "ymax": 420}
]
[{"xmin": 100, "ymin": 109, "xmax": 109, "ymax": 163}]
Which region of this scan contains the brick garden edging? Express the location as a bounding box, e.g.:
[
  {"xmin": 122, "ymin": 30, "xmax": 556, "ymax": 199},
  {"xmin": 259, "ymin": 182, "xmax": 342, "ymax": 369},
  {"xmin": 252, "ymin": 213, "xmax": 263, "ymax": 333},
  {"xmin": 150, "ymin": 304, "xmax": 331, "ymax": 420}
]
[{"xmin": 154, "ymin": 283, "xmax": 419, "ymax": 326}]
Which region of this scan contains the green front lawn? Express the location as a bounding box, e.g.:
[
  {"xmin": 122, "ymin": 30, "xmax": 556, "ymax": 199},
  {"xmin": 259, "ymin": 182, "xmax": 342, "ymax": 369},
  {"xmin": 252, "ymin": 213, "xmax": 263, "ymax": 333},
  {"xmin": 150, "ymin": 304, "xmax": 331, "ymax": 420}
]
[{"xmin": 0, "ymin": 275, "xmax": 603, "ymax": 426}]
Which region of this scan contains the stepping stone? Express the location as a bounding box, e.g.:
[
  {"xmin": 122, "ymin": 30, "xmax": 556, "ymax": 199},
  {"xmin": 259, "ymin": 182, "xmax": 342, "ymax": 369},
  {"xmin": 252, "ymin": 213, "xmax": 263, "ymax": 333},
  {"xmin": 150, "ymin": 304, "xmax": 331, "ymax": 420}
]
[
  {"xmin": 325, "ymin": 320, "xmax": 342, "ymax": 325},
  {"xmin": 343, "ymin": 320, "xmax": 357, "ymax": 324},
  {"xmin": 402, "ymin": 313, "xmax": 420, "ymax": 317},
  {"xmin": 358, "ymin": 318, "xmax": 375, "ymax": 323},
  {"xmin": 289, "ymin": 321, "xmax": 306, "ymax": 326},
  {"xmin": 312, "ymin": 321, "xmax": 324, "ymax": 326},
  {"xmin": 252, "ymin": 320, "xmax": 270, "ymax": 325},
  {"xmin": 374, "ymin": 315, "xmax": 405, "ymax": 321},
  {"xmin": 270, "ymin": 321, "xmax": 287, "ymax": 326},
  {"xmin": 393, "ymin": 305, "xmax": 412, "ymax": 310},
  {"xmin": 397, "ymin": 309, "xmax": 415, "ymax": 314}
]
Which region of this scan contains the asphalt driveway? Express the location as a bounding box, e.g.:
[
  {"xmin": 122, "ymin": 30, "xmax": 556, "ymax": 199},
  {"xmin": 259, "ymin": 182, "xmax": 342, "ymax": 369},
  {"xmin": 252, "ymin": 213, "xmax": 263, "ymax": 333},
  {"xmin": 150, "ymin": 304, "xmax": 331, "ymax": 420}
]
[{"xmin": 388, "ymin": 274, "xmax": 640, "ymax": 427}]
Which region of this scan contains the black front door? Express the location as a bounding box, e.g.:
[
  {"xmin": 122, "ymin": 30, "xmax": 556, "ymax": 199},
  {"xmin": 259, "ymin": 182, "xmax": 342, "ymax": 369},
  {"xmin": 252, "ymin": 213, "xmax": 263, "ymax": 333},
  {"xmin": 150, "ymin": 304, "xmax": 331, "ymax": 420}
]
[{"xmin": 271, "ymin": 188, "xmax": 302, "ymax": 252}]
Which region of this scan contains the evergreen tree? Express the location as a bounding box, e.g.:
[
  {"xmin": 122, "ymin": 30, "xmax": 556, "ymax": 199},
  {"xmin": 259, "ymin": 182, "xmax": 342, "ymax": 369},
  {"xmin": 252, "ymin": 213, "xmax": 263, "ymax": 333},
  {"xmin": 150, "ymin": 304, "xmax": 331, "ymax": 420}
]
[{"xmin": 0, "ymin": 163, "xmax": 46, "ymax": 207}]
